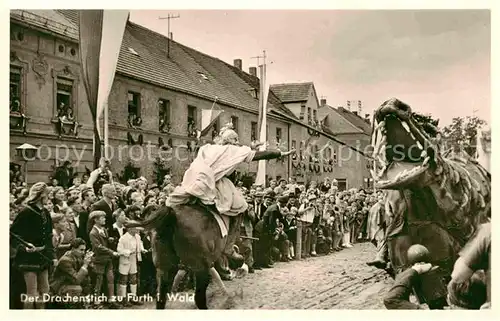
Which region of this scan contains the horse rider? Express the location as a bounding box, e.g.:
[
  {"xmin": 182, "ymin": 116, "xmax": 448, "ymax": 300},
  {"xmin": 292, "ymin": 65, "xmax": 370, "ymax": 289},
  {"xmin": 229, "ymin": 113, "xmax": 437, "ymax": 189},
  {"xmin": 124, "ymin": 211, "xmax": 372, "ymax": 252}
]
[{"xmin": 166, "ymin": 122, "xmax": 296, "ymax": 264}]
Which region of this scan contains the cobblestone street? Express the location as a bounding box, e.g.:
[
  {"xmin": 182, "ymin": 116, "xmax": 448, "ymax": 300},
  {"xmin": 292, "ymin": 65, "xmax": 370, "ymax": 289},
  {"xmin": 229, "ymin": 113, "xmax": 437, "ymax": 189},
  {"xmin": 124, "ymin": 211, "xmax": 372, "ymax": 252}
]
[{"xmin": 139, "ymin": 242, "xmax": 393, "ymax": 309}]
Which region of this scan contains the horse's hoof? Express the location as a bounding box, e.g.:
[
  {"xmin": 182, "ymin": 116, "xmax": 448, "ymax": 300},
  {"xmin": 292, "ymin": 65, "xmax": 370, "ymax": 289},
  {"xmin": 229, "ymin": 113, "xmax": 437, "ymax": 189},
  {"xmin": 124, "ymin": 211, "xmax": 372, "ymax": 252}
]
[{"xmin": 366, "ymin": 260, "xmax": 387, "ymax": 269}]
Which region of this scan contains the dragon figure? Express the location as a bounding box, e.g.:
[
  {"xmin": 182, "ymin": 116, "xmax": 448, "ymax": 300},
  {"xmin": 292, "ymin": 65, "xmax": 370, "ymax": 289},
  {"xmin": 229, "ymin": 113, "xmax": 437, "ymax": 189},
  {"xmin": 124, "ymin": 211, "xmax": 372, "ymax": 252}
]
[{"xmin": 366, "ymin": 98, "xmax": 491, "ymax": 307}]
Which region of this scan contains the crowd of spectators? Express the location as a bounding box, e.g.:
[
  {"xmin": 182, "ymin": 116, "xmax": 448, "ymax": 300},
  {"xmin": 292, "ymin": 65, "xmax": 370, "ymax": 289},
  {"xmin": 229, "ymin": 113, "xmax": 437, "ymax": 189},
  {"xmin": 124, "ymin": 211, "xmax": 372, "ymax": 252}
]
[{"xmin": 10, "ymin": 159, "xmax": 381, "ymax": 309}]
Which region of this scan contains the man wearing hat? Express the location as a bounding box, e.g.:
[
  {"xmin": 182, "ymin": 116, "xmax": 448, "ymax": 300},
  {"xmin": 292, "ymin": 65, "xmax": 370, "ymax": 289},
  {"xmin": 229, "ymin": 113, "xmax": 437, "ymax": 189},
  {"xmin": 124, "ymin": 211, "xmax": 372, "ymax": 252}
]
[
  {"xmin": 262, "ymin": 195, "xmax": 290, "ymax": 263},
  {"xmin": 87, "ymin": 157, "xmax": 113, "ymax": 195},
  {"xmin": 165, "ymin": 123, "xmax": 295, "ymax": 267},
  {"xmin": 252, "ymin": 191, "xmax": 265, "ymax": 222},
  {"xmin": 88, "ymin": 210, "xmax": 120, "ymax": 308},
  {"xmin": 54, "ymin": 160, "xmax": 75, "ymax": 189}
]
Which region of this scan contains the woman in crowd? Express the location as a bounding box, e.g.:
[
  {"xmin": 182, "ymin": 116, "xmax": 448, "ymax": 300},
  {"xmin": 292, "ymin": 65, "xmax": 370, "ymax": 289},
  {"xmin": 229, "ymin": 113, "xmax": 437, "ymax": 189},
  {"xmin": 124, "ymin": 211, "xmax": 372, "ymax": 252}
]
[
  {"xmin": 10, "ymin": 182, "xmax": 57, "ymax": 309},
  {"xmin": 52, "ymin": 186, "xmax": 68, "ymax": 214}
]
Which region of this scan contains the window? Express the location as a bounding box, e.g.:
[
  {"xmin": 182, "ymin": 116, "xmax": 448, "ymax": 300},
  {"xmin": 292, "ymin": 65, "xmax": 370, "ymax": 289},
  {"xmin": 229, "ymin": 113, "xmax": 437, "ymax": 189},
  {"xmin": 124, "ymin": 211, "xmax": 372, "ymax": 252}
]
[
  {"xmin": 128, "ymin": 91, "xmax": 142, "ymax": 128},
  {"xmin": 187, "ymin": 105, "xmax": 197, "ymax": 137},
  {"xmin": 313, "ymin": 110, "xmax": 317, "ymax": 122},
  {"xmin": 231, "ymin": 116, "xmax": 239, "ymax": 134},
  {"xmin": 365, "ymin": 177, "xmax": 373, "ymax": 189},
  {"xmin": 307, "ymin": 107, "xmax": 312, "ymax": 123},
  {"xmin": 336, "ymin": 178, "xmax": 347, "ymax": 191},
  {"xmin": 56, "ymin": 80, "xmax": 73, "ymax": 118},
  {"xmin": 299, "ymin": 141, "xmax": 304, "ymax": 158},
  {"xmin": 10, "ymin": 67, "xmax": 21, "ymax": 113},
  {"xmin": 291, "ymin": 140, "xmax": 296, "ymax": 150},
  {"xmin": 158, "ymin": 99, "xmax": 170, "ymax": 132},
  {"xmin": 300, "ymin": 105, "xmax": 306, "ymax": 120},
  {"xmin": 324, "ymin": 146, "xmax": 332, "ymax": 159},
  {"xmin": 51, "ymin": 65, "xmax": 79, "ymax": 124},
  {"xmin": 251, "ymin": 121, "xmax": 257, "ymax": 141},
  {"xmin": 276, "ymin": 128, "xmax": 282, "ymax": 143}
]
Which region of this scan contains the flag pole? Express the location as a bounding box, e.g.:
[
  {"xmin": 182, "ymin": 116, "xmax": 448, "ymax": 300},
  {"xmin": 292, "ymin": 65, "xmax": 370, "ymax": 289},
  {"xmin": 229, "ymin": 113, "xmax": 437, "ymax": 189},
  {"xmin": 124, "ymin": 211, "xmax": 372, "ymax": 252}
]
[
  {"xmin": 104, "ymin": 101, "xmax": 109, "ymax": 159},
  {"xmin": 255, "ymin": 51, "xmax": 267, "ymax": 187}
]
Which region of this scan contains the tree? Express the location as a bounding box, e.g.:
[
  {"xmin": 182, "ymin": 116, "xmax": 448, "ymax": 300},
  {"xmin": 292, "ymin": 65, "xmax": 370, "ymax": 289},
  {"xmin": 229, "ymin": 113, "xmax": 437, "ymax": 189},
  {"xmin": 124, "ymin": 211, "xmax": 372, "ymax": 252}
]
[{"xmin": 441, "ymin": 116, "xmax": 486, "ymax": 157}]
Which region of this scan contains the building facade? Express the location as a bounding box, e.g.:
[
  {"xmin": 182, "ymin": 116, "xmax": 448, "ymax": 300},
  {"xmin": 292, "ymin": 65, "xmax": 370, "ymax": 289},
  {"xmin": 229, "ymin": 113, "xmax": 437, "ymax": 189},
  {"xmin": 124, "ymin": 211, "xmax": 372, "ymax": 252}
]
[{"xmin": 318, "ymin": 100, "xmax": 373, "ymax": 189}]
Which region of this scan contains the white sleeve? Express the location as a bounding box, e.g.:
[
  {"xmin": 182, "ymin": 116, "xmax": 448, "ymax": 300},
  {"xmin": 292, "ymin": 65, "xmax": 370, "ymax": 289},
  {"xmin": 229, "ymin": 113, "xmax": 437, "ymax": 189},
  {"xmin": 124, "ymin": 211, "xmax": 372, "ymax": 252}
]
[{"xmin": 86, "ymin": 169, "xmax": 100, "ymax": 188}]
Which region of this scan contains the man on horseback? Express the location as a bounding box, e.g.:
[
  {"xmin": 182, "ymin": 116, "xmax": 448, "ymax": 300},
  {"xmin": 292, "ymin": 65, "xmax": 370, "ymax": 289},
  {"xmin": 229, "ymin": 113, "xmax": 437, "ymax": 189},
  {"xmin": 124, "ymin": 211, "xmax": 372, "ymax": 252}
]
[{"xmin": 166, "ymin": 123, "xmax": 295, "ymax": 264}]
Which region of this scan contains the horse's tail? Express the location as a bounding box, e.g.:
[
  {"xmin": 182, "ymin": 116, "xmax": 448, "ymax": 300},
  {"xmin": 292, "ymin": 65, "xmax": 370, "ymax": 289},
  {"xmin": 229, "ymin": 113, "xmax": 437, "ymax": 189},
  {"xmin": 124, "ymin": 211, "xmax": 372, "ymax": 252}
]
[{"xmin": 125, "ymin": 206, "xmax": 176, "ymax": 234}]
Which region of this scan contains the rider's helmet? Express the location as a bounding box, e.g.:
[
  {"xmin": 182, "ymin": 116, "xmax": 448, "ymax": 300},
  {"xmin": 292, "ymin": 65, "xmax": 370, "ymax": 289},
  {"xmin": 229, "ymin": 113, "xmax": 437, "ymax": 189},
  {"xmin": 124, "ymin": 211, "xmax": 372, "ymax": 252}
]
[
  {"xmin": 406, "ymin": 244, "xmax": 431, "ymax": 265},
  {"xmin": 215, "ymin": 122, "xmax": 240, "ymax": 146}
]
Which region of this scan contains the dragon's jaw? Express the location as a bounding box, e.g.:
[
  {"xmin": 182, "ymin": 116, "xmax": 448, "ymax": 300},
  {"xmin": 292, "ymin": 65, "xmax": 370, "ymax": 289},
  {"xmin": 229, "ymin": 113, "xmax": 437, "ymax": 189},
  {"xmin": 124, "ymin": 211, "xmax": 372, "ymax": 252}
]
[{"xmin": 371, "ymin": 98, "xmax": 438, "ymax": 189}]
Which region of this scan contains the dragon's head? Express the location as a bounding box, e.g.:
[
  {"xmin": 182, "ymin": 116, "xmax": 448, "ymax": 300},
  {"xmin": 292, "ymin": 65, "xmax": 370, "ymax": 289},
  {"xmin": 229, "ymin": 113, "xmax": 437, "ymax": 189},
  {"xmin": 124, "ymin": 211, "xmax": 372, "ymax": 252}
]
[{"xmin": 371, "ymin": 98, "xmax": 441, "ymax": 189}]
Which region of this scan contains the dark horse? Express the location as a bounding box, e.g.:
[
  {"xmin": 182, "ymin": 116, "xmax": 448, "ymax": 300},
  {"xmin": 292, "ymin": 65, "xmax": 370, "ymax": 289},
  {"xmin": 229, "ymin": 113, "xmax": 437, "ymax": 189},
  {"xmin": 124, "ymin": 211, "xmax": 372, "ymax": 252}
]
[
  {"xmin": 125, "ymin": 145, "xmax": 295, "ymax": 309},
  {"xmin": 127, "ymin": 203, "xmax": 232, "ymax": 309}
]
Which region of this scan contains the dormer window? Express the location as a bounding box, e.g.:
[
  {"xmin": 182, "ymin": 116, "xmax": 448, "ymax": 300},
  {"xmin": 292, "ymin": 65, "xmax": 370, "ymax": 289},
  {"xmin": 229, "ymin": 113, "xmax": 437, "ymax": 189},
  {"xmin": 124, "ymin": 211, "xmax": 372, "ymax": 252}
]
[
  {"xmin": 198, "ymin": 72, "xmax": 209, "ymax": 80},
  {"xmin": 247, "ymin": 88, "xmax": 258, "ymax": 99},
  {"xmin": 128, "ymin": 47, "xmax": 139, "ymax": 56}
]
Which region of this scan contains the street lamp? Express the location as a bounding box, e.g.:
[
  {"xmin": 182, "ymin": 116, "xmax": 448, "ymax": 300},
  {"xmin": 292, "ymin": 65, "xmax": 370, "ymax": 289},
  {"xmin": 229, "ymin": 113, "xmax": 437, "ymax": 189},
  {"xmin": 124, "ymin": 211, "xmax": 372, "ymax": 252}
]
[{"xmin": 16, "ymin": 143, "xmax": 38, "ymax": 186}]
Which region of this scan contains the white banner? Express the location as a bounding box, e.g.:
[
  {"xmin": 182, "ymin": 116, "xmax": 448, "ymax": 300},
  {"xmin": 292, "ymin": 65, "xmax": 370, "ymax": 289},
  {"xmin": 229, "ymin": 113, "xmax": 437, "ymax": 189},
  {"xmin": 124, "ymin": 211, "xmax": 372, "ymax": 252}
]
[{"xmin": 96, "ymin": 10, "xmax": 129, "ymax": 125}]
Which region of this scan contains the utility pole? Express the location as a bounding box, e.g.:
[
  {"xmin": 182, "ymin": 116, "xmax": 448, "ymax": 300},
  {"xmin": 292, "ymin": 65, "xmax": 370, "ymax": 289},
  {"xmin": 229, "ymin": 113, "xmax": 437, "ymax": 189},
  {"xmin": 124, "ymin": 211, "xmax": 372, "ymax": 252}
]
[
  {"xmin": 251, "ymin": 50, "xmax": 267, "ymax": 70},
  {"xmin": 251, "ymin": 50, "xmax": 267, "ymax": 140},
  {"xmin": 158, "ymin": 13, "xmax": 180, "ymax": 58}
]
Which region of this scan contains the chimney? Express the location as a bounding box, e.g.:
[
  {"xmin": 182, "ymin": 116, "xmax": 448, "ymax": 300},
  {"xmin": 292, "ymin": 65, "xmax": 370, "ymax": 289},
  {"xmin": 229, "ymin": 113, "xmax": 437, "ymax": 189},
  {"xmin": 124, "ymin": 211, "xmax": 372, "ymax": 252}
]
[
  {"xmin": 249, "ymin": 66, "xmax": 257, "ymax": 77},
  {"xmin": 353, "ymin": 111, "xmax": 358, "ymax": 116},
  {"xmin": 320, "ymin": 98, "xmax": 327, "ymax": 106},
  {"xmin": 233, "ymin": 59, "xmax": 242, "ymax": 70},
  {"xmin": 365, "ymin": 113, "xmax": 371, "ymax": 124}
]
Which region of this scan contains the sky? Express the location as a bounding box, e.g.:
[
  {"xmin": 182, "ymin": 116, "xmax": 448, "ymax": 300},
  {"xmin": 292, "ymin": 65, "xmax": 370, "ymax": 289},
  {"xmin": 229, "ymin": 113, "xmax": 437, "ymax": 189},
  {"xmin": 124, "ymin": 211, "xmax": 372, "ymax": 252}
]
[{"xmin": 129, "ymin": 9, "xmax": 491, "ymax": 127}]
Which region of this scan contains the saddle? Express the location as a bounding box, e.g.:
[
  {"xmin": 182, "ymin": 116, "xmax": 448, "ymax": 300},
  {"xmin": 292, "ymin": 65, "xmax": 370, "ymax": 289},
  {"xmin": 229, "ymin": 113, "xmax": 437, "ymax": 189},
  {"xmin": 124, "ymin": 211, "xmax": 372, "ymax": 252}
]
[
  {"xmin": 186, "ymin": 197, "xmax": 229, "ymax": 238},
  {"xmin": 187, "ymin": 197, "xmax": 220, "ymax": 216}
]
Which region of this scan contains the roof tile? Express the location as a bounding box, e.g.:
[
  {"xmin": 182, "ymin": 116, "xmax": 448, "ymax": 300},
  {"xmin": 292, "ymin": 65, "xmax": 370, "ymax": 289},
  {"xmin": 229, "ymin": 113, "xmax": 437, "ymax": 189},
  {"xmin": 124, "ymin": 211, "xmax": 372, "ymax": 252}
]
[{"xmin": 336, "ymin": 107, "xmax": 372, "ymax": 135}]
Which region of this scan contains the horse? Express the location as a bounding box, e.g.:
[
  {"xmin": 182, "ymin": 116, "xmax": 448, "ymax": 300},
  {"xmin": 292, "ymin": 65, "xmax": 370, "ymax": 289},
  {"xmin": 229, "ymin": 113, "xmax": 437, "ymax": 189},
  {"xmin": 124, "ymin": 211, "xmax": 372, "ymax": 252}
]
[{"xmin": 127, "ymin": 203, "xmax": 241, "ymax": 309}]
